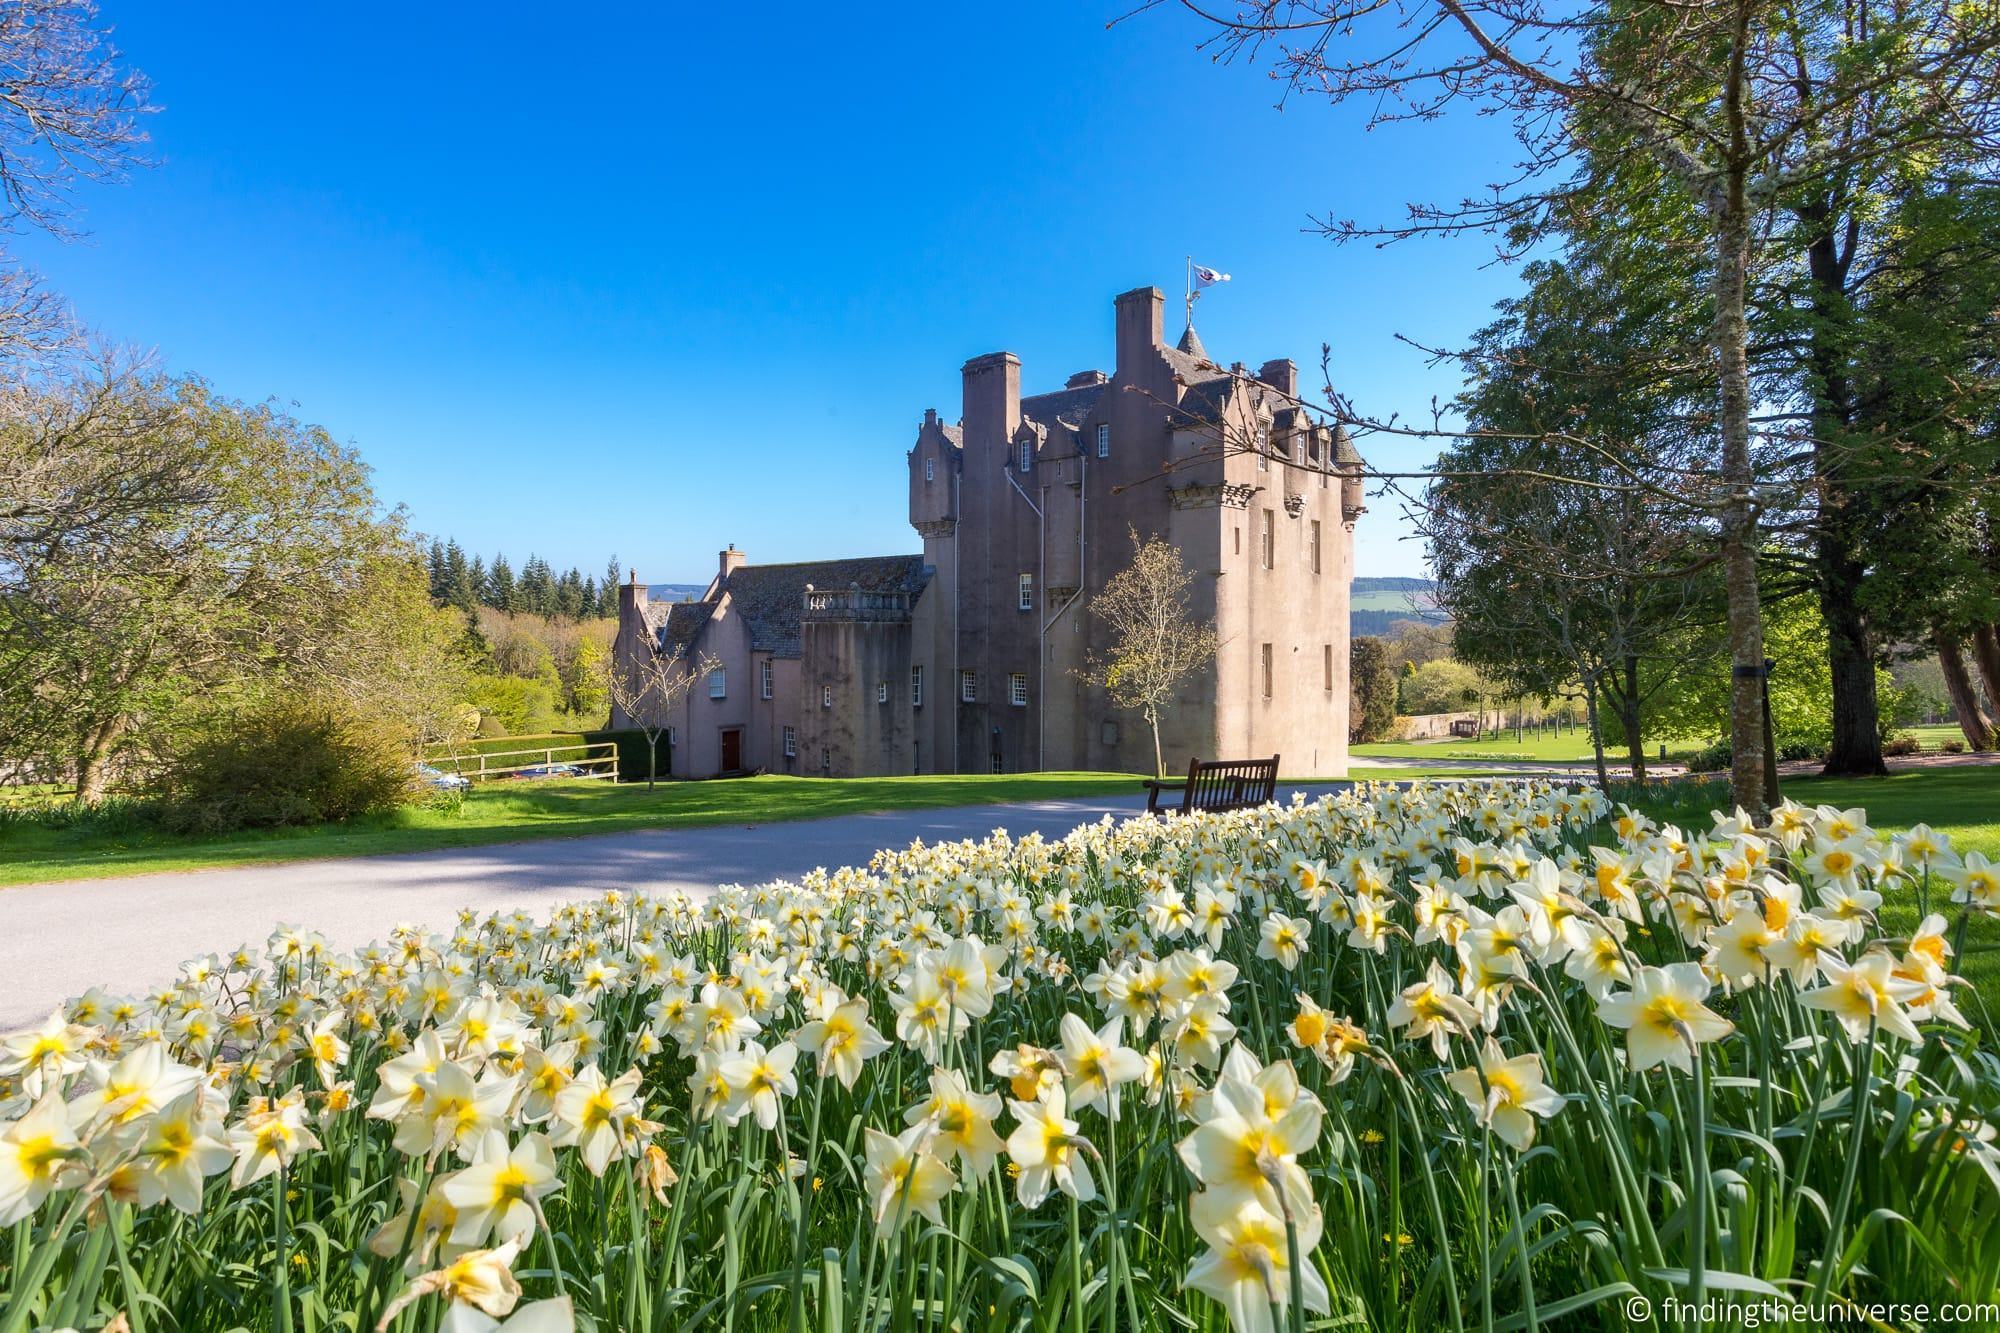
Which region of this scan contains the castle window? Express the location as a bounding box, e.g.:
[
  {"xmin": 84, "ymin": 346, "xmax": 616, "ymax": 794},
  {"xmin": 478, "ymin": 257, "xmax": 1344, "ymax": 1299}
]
[
  {"xmin": 1261, "ymin": 509, "xmax": 1275, "ymax": 569},
  {"xmin": 960, "ymin": 670, "xmax": 978, "ymax": 702},
  {"xmin": 760, "ymin": 659, "xmax": 773, "ymax": 699},
  {"xmin": 783, "ymin": 725, "xmax": 796, "ymax": 757},
  {"xmin": 1295, "ymin": 437, "xmax": 1306, "ymax": 465},
  {"xmin": 1234, "ymin": 527, "xmax": 1241, "ymax": 556},
  {"xmin": 822, "ymin": 684, "xmax": 833, "ymax": 708},
  {"xmin": 1261, "ymin": 643, "xmax": 1274, "ymax": 699},
  {"xmin": 707, "ymin": 668, "xmax": 726, "ymax": 699},
  {"xmin": 1010, "ymin": 673, "xmax": 1028, "ymax": 707},
  {"xmin": 877, "ymin": 682, "xmax": 888, "ymax": 704},
  {"xmin": 1095, "ymin": 424, "xmax": 1110, "ymax": 458},
  {"xmin": 1310, "ymin": 520, "xmax": 1322, "ymax": 574},
  {"xmin": 1018, "ymin": 439, "xmax": 1033, "ymax": 473},
  {"xmin": 821, "ymin": 747, "xmax": 831, "ymax": 772},
  {"xmin": 925, "ymin": 456, "xmax": 935, "ymax": 483},
  {"xmin": 1019, "ymin": 573, "xmax": 1033, "ymax": 611},
  {"xmin": 1323, "ymin": 644, "xmax": 1334, "ymax": 692},
  {"xmin": 912, "ymin": 665, "xmax": 924, "ymax": 707},
  {"xmin": 1256, "ymin": 422, "xmax": 1270, "ymax": 469}
]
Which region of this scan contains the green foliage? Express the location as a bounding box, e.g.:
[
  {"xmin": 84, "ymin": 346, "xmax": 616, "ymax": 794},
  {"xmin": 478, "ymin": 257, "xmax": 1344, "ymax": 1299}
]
[
  {"xmin": 150, "ymin": 695, "xmax": 419, "ymax": 834},
  {"xmin": 1348, "ymin": 636, "xmax": 1398, "ymax": 742},
  {"xmin": 1397, "ymin": 658, "xmax": 1483, "ymax": 715}
]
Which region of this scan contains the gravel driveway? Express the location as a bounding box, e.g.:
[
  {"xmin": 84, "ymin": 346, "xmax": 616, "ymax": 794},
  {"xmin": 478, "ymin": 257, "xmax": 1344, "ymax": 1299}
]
[{"xmin": 0, "ymin": 786, "xmax": 1347, "ymax": 1028}]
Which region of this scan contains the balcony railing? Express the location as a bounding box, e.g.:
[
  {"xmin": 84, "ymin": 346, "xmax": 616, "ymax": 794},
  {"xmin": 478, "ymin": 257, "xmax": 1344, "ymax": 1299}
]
[{"xmin": 802, "ymin": 585, "xmax": 915, "ymax": 621}]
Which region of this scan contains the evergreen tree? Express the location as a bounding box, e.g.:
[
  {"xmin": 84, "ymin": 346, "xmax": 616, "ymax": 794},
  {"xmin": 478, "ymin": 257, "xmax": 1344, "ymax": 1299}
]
[
  {"xmin": 580, "ymin": 575, "xmax": 600, "ymax": 619},
  {"xmin": 426, "ymin": 539, "xmax": 449, "ymax": 603},
  {"xmin": 487, "ymin": 554, "xmax": 516, "ymax": 612},
  {"xmin": 444, "ymin": 540, "xmax": 476, "ymax": 612},
  {"xmin": 604, "ymin": 555, "xmax": 622, "ymax": 602},
  {"xmin": 557, "ymin": 567, "xmax": 586, "ymax": 620}
]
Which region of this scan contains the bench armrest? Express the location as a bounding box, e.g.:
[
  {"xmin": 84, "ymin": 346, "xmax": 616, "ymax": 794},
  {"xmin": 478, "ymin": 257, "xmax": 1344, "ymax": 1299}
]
[{"xmin": 1141, "ymin": 779, "xmax": 1186, "ymax": 813}]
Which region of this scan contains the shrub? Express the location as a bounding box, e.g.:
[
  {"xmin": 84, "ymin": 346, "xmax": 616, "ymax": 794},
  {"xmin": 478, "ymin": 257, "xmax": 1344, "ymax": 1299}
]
[
  {"xmin": 1881, "ymin": 732, "xmax": 1920, "ymax": 757},
  {"xmin": 154, "ymin": 695, "xmax": 420, "ymax": 834},
  {"xmin": 1683, "ymin": 736, "xmax": 1824, "ymax": 774},
  {"xmin": 1942, "ymin": 738, "xmax": 1966, "ymax": 754}
]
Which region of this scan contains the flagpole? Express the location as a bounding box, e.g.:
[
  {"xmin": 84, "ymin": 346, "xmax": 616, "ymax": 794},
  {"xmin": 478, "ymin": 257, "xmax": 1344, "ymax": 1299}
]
[{"xmin": 1184, "ymin": 255, "xmax": 1194, "ymax": 330}]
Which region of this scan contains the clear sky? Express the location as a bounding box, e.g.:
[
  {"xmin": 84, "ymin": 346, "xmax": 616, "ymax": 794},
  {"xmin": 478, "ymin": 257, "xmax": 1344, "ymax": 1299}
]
[{"xmin": 19, "ymin": 3, "xmax": 1529, "ymax": 584}]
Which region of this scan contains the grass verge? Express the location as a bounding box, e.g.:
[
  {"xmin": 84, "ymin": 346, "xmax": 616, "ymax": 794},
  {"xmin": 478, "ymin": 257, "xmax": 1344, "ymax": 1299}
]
[{"xmin": 0, "ymin": 772, "xmax": 1147, "ymax": 887}]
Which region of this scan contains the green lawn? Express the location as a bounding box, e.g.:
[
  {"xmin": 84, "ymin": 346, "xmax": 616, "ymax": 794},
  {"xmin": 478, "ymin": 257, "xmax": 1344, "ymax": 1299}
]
[
  {"xmin": 0, "ymin": 772, "xmax": 1149, "ymax": 886},
  {"xmin": 1354, "ymin": 730, "xmax": 1624, "ymax": 764}
]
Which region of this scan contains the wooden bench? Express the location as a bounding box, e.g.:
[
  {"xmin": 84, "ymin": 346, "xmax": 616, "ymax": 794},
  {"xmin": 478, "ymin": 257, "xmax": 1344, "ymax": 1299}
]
[{"xmin": 1143, "ymin": 755, "xmax": 1280, "ymax": 816}]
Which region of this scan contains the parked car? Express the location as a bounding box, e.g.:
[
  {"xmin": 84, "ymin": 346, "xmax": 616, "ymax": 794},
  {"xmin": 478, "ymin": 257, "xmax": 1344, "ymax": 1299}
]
[
  {"xmin": 508, "ymin": 763, "xmax": 584, "ymax": 780},
  {"xmin": 413, "ymin": 763, "xmax": 471, "ymax": 791}
]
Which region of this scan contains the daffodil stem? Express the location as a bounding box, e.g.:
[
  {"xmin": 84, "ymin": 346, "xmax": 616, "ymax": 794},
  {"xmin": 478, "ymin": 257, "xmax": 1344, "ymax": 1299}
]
[
  {"xmin": 272, "ymin": 1167, "xmax": 294, "ymax": 1333},
  {"xmin": 1808, "ymin": 1015, "xmax": 1876, "ymax": 1307},
  {"xmin": 1068, "ymin": 1192, "xmax": 1084, "ymax": 1333},
  {"xmin": 1284, "ymin": 1211, "xmax": 1306, "ymax": 1333},
  {"xmin": 784, "ymin": 1074, "xmax": 825, "ymax": 1333},
  {"xmin": 1689, "ymin": 1046, "xmax": 1708, "ymax": 1321},
  {"xmin": 1391, "ymin": 1072, "xmax": 1464, "ymax": 1333}
]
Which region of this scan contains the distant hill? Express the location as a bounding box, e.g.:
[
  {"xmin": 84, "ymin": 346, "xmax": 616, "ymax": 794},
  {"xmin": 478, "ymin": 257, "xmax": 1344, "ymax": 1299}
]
[
  {"xmin": 646, "ymin": 583, "xmax": 708, "ymax": 603},
  {"xmin": 1351, "ymin": 577, "xmax": 1444, "ymax": 638}
]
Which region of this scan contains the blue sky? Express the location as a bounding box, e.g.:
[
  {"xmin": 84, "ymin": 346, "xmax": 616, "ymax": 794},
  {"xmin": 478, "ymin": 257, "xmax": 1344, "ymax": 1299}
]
[{"xmin": 19, "ymin": 4, "xmax": 1528, "ymax": 583}]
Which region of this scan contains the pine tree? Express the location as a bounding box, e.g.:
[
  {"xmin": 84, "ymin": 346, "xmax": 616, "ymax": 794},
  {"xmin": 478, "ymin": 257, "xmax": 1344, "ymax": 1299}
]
[
  {"xmin": 444, "ymin": 541, "xmax": 476, "ymax": 612},
  {"xmin": 426, "ymin": 540, "xmax": 449, "ymax": 603},
  {"xmin": 487, "ymin": 554, "xmax": 516, "ymax": 612},
  {"xmin": 580, "ymin": 575, "xmax": 600, "ymax": 619},
  {"xmin": 604, "ymin": 555, "xmax": 622, "ymax": 602}
]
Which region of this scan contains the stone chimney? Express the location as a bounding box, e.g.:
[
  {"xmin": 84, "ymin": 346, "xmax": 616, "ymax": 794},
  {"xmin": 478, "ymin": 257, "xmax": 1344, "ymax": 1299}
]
[
  {"xmin": 1257, "ymin": 358, "xmax": 1299, "ymax": 397},
  {"xmin": 719, "ymin": 545, "xmax": 747, "ymax": 584},
  {"xmin": 961, "ymin": 351, "xmax": 1021, "ymax": 456},
  {"xmin": 618, "ymin": 568, "xmax": 647, "ymax": 618},
  {"xmin": 1065, "ymin": 369, "xmax": 1108, "ymax": 388},
  {"xmin": 1114, "ymin": 287, "xmax": 1164, "ymax": 374}
]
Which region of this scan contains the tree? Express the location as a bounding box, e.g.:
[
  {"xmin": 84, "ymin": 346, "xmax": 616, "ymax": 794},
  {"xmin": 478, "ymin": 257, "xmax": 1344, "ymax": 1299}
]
[
  {"xmin": 605, "ymin": 642, "xmax": 718, "ymax": 789},
  {"xmin": 0, "ymin": 350, "xmax": 388, "ymax": 800},
  {"xmin": 1349, "ymin": 636, "xmax": 1397, "ymax": 743},
  {"xmin": 1080, "ymin": 531, "xmax": 1221, "ymax": 778},
  {"xmin": 302, "ymin": 549, "xmax": 475, "ymax": 755},
  {"xmin": 1173, "ymin": 0, "xmax": 2000, "ymax": 813},
  {"xmin": 0, "ymin": 1, "xmax": 152, "ymax": 361}
]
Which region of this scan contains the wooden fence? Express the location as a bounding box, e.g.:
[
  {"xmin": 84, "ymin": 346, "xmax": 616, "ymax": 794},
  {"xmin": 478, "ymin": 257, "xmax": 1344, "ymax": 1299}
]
[{"xmin": 430, "ymin": 740, "xmax": 620, "ymax": 784}]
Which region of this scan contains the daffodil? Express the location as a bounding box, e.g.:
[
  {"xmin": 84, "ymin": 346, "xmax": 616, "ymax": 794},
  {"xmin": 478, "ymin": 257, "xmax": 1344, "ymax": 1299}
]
[
  {"xmin": 862, "ymin": 1123, "xmax": 955, "ymax": 1234},
  {"xmin": 1183, "ymin": 1190, "xmax": 1330, "ymax": 1333},
  {"xmin": 1056, "ymin": 1013, "xmax": 1146, "ymax": 1117},
  {"xmin": 440, "ymin": 1131, "xmax": 561, "ymax": 1247},
  {"xmin": 718, "ymin": 1039, "xmax": 799, "ymax": 1131},
  {"xmin": 1256, "ymin": 913, "xmax": 1310, "ymax": 971},
  {"xmin": 906, "ymin": 1066, "xmax": 1006, "ymax": 1172},
  {"xmin": 1596, "ymin": 963, "xmax": 1735, "ymax": 1074},
  {"xmin": 793, "ymin": 995, "xmax": 890, "ymax": 1089},
  {"xmin": 1005, "ymin": 1087, "xmax": 1095, "ymax": 1208},
  {"xmin": 0, "ymin": 1092, "xmax": 81, "ymax": 1223},
  {"xmin": 1800, "ymin": 951, "xmax": 1927, "ymax": 1044},
  {"xmin": 1444, "ymin": 1037, "xmax": 1565, "ymax": 1150},
  {"xmin": 227, "ymin": 1087, "xmax": 320, "ymax": 1188},
  {"xmin": 550, "ymin": 1064, "xmax": 646, "ymax": 1175}
]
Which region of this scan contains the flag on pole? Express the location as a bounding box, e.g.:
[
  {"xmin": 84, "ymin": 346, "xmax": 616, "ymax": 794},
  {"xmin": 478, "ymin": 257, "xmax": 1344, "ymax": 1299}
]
[{"xmin": 1193, "ymin": 264, "xmax": 1231, "ymax": 288}]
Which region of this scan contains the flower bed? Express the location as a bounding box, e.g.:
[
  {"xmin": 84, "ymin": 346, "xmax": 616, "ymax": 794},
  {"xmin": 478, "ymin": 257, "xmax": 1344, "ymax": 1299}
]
[{"xmin": 3, "ymin": 779, "xmax": 1998, "ymax": 1332}]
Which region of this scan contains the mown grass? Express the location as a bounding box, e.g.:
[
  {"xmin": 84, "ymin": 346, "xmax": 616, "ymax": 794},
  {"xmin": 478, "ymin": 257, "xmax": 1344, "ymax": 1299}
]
[
  {"xmin": 1354, "ymin": 730, "xmax": 1654, "ymax": 763},
  {"xmin": 0, "ymin": 772, "xmax": 1149, "ymax": 887}
]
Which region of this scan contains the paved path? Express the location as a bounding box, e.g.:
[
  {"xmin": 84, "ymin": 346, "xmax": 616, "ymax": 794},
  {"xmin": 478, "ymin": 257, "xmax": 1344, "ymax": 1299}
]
[{"xmin": 3, "ymin": 787, "xmax": 1365, "ymax": 1028}]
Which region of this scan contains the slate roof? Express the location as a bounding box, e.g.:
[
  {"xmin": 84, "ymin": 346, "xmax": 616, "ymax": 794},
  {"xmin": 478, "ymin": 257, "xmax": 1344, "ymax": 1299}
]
[
  {"xmin": 719, "ymin": 554, "xmax": 931, "ymax": 658},
  {"xmin": 653, "ymin": 601, "xmax": 715, "ymax": 658},
  {"xmin": 1176, "ymin": 323, "xmax": 1208, "ymax": 360},
  {"xmin": 1019, "ymin": 381, "xmax": 1107, "ymax": 430}
]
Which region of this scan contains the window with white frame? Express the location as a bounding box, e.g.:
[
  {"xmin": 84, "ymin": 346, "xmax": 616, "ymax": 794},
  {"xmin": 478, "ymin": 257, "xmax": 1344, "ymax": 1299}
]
[
  {"xmin": 822, "ymin": 684, "xmax": 832, "ymax": 708},
  {"xmin": 1310, "ymin": 520, "xmax": 1322, "ymax": 574},
  {"xmin": 1261, "ymin": 509, "xmax": 1275, "ymax": 569},
  {"xmin": 877, "ymin": 681, "xmax": 888, "ymax": 704},
  {"xmin": 924, "ymin": 456, "xmax": 935, "ymax": 482},
  {"xmin": 707, "ymin": 668, "xmax": 726, "ymax": 699},
  {"xmin": 1256, "ymin": 421, "xmax": 1270, "ymax": 468},
  {"xmin": 1009, "ymin": 673, "xmax": 1028, "ymax": 707},
  {"xmin": 911, "ymin": 664, "xmax": 923, "ymax": 707},
  {"xmin": 1018, "ymin": 572, "xmax": 1033, "ymax": 611},
  {"xmin": 759, "ymin": 659, "xmax": 772, "ymax": 699},
  {"xmin": 1095, "ymin": 423, "xmax": 1110, "ymax": 458},
  {"xmin": 1018, "ymin": 439, "xmax": 1033, "ymax": 472},
  {"xmin": 960, "ymin": 670, "xmax": 977, "ymax": 702},
  {"xmin": 782, "ymin": 725, "xmax": 796, "ymax": 757}
]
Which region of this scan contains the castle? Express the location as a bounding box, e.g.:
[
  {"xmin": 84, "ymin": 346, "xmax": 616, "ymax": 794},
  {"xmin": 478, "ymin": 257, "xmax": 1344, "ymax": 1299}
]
[{"xmin": 610, "ymin": 285, "xmax": 1364, "ymax": 778}]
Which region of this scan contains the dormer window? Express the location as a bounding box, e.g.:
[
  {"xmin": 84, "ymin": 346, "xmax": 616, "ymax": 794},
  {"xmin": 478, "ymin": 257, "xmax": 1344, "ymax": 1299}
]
[{"xmin": 1018, "ymin": 440, "xmax": 1033, "ymax": 473}]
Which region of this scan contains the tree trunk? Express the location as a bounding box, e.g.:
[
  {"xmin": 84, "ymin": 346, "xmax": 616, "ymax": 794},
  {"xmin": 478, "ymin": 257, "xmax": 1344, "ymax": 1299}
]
[
  {"xmin": 1147, "ymin": 708, "xmax": 1165, "ymax": 779},
  {"xmin": 1619, "ymin": 655, "xmax": 1648, "ymax": 783},
  {"xmin": 1711, "ymin": 7, "xmax": 1771, "ymax": 817},
  {"xmin": 1583, "ymin": 678, "xmax": 1610, "ymax": 788},
  {"xmin": 1971, "ymin": 624, "xmax": 2000, "ymax": 719},
  {"xmin": 646, "ymin": 733, "xmax": 659, "ymax": 790},
  {"xmin": 1820, "ymin": 569, "xmax": 1887, "ymax": 775},
  {"xmin": 73, "ymin": 718, "xmax": 125, "ymax": 804},
  {"xmin": 1935, "ymin": 626, "xmax": 1997, "ymax": 750}
]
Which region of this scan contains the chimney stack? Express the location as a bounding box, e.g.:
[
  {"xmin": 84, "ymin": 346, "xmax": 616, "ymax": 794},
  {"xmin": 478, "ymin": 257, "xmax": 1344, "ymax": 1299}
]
[
  {"xmin": 719, "ymin": 545, "xmax": 748, "ymax": 584},
  {"xmin": 619, "ymin": 570, "xmax": 648, "ymax": 619},
  {"xmin": 1113, "ymin": 287, "xmax": 1164, "ymax": 374},
  {"xmin": 1257, "ymin": 358, "xmax": 1298, "ymax": 397},
  {"xmin": 961, "ymin": 351, "xmax": 1021, "ymax": 458}
]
